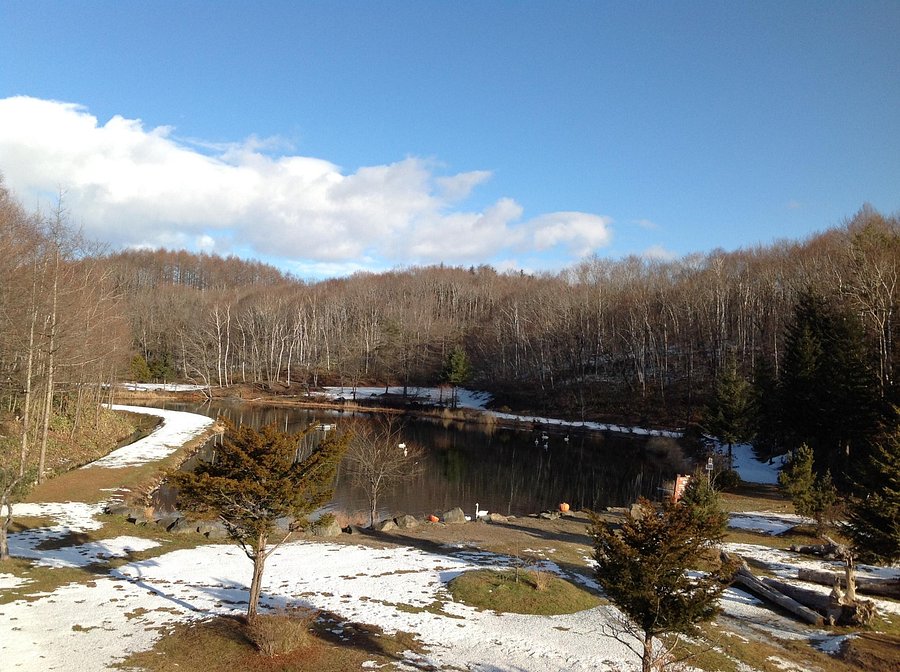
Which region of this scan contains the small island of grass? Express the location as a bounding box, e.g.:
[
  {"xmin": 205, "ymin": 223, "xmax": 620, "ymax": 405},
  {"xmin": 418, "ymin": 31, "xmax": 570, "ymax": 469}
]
[{"xmin": 448, "ymin": 568, "xmax": 601, "ymax": 615}]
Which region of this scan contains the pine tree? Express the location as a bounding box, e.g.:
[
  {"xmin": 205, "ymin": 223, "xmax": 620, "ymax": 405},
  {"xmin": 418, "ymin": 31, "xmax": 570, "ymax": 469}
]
[
  {"xmin": 704, "ymin": 356, "xmax": 753, "ymax": 466},
  {"xmin": 779, "ymin": 292, "xmax": 880, "ymax": 482},
  {"xmin": 440, "ymin": 346, "xmax": 471, "ymax": 409},
  {"xmin": 170, "ymin": 420, "xmax": 348, "ymax": 620},
  {"xmin": 778, "ymin": 444, "xmax": 839, "ymax": 536},
  {"xmin": 590, "ymin": 498, "xmax": 737, "ymax": 672},
  {"xmin": 130, "ymin": 354, "xmax": 152, "ymax": 383},
  {"xmin": 845, "ymin": 415, "xmax": 900, "ymax": 564}
]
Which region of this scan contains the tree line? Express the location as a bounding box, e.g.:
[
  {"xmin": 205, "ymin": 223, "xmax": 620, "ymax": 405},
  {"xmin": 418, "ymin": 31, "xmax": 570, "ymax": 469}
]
[{"xmin": 1, "ymin": 176, "xmax": 898, "ymax": 475}]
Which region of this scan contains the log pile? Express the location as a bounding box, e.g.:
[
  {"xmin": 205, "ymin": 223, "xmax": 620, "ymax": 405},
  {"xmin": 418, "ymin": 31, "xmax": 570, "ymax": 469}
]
[
  {"xmin": 722, "ymin": 551, "xmax": 877, "ymax": 627},
  {"xmin": 797, "ymin": 568, "xmax": 900, "ymax": 600}
]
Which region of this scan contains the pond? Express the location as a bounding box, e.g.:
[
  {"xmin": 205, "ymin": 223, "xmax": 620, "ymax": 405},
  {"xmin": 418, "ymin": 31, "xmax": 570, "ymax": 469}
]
[{"xmin": 145, "ymin": 400, "xmax": 687, "ymax": 520}]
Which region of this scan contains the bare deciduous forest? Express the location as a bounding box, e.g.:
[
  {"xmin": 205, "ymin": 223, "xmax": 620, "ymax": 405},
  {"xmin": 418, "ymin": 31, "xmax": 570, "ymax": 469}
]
[{"xmin": 1, "ymin": 177, "xmax": 898, "ymax": 458}]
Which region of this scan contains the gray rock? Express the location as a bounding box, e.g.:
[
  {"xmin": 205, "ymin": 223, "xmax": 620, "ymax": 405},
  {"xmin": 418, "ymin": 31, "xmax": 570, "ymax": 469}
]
[
  {"xmin": 375, "ymin": 519, "xmax": 396, "ymax": 532},
  {"xmin": 443, "ymin": 507, "xmax": 467, "ymax": 524},
  {"xmin": 539, "ymin": 511, "xmax": 560, "ymax": 520},
  {"xmin": 155, "ymin": 515, "xmax": 181, "ymax": 532},
  {"xmin": 105, "ymin": 503, "xmax": 133, "ymax": 517},
  {"xmin": 395, "ymin": 514, "xmax": 419, "ymax": 529},
  {"xmin": 169, "ymin": 518, "xmax": 201, "ymax": 535},
  {"xmin": 309, "ymin": 518, "xmax": 343, "ymax": 537},
  {"xmin": 197, "ymin": 521, "xmax": 228, "ymax": 539}
]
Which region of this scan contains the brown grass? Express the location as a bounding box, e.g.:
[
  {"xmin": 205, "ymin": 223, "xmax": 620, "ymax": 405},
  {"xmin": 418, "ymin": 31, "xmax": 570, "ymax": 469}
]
[
  {"xmin": 246, "ymin": 608, "xmax": 316, "ymax": 656},
  {"xmin": 118, "ymin": 612, "xmax": 427, "ymax": 672}
]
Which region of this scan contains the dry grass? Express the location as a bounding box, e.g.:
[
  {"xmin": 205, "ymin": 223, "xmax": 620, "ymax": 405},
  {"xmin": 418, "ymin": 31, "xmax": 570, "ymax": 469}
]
[
  {"xmin": 118, "ymin": 612, "xmax": 427, "ymax": 672},
  {"xmin": 245, "ymin": 608, "xmax": 317, "ymax": 656}
]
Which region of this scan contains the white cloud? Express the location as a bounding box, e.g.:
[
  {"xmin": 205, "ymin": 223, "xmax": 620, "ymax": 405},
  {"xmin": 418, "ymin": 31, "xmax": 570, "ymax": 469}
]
[
  {"xmin": 0, "ymin": 96, "xmax": 614, "ymax": 272},
  {"xmin": 642, "ymin": 244, "xmax": 678, "ymax": 261}
]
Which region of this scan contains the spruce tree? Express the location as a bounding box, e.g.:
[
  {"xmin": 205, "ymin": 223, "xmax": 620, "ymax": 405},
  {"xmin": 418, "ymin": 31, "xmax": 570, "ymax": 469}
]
[
  {"xmin": 440, "ymin": 346, "xmax": 471, "ymax": 408},
  {"xmin": 170, "ymin": 419, "xmax": 348, "ymax": 620},
  {"xmin": 779, "ymin": 292, "xmax": 879, "ymax": 482},
  {"xmin": 845, "ymin": 415, "xmax": 900, "ymax": 564},
  {"xmin": 590, "ymin": 497, "xmax": 736, "ymax": 672},
  {"xmin": 778, "ymin": 444, "xmax": 839, "ymax": 537},
  {"xmin": 704, "ymin": 356, "xmax": 753, "ymax": 466}
]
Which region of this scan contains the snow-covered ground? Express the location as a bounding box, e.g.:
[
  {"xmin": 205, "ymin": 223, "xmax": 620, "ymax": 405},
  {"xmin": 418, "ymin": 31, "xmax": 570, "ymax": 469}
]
[
  {"xmin": 319, "ymin": 385, "xmax": 682, "ymax": 438},
  {"xmin": 1, "ymin": 403, "xmax": 645, "ymax": 672},
  {"xmin": 0, "ymin": 397, "xmax": 836, "ymax": 671},
  {"xmin": 90, "ymin": 404, "xmax": 215, "ymax": 468},
  {"xmin": 728, "ymin": 442, "xmax": 782, "ymax": 485}
]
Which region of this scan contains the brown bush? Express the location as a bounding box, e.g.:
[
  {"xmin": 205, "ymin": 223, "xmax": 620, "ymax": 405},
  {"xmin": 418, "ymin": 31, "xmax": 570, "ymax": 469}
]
[{"xmin": 245, "ymin": 607, "xmax": 317, "ymax": 656}]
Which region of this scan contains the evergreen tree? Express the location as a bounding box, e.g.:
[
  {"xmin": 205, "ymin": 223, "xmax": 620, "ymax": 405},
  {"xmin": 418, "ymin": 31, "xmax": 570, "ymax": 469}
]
[
  {"xmin": 590, "ymin": 498, "xmax": 737, "ymax": 672},
  {"xmin": 704, "ymin": 356, "xmax": 753, "ymax": 466},
  {"xmin": 170, "ymin": 420, "xmax": 348, "ymax": 621},
  {"xmin": 130, "ymin": 354, "xmax": 152, "ymax": 382},
  {"xmin": 778, "ymin": 444, "xmax": 840, "ymax": 536},
  {"xmin": 779, "ymin": 292, "xmax": 880, "ymax": 481},
  {"xmin": 440, "ymin": 346, "xmax": 471, "ymax": 408},
  {"xmin": 845, "ymin": 414, "xmax": 900, "ymax": 564},
  {"xmin": 751, "ymin": 356, "xmax": 780, "ymax": 461}
]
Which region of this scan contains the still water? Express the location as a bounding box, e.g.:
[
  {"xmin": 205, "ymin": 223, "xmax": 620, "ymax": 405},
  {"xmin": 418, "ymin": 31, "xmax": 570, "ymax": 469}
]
[{"xmin": 145, "ymin": 400, "xmax": 683, "ymax": 519}]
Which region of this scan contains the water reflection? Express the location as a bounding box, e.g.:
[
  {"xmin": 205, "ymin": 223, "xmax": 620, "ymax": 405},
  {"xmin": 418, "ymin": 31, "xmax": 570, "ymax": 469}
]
[{"xmin": 144, "ymin": 400, "xmax": 682, "ymax": 519}]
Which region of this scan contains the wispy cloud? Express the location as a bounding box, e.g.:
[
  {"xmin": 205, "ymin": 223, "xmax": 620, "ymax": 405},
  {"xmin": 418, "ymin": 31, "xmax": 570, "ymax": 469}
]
[
  {"xmin": 633, "ymin": 218, "xmax": 658, "ymax": 230},
  {"xmin": 0, "ymin": 96, "xmax": 614, "ymax": 273},
  {"xmin": 642, "ymin": 244, "xmax": 677, "ymax": 261}
]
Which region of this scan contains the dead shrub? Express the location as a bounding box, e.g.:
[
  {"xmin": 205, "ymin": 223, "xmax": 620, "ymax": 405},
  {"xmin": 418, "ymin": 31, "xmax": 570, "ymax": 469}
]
[
  {"xmin": 530, "ymin": 568, "xmax": 551, "ymax": 592},
  {"xmin": 245, "ymin": 607, "xmax": 317, "ymax": 656}
]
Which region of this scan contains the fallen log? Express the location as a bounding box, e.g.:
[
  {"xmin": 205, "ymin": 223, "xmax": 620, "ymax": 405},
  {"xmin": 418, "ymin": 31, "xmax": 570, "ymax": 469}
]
[
  {"xmin": 762, "ymin": 577, "xmax": 876, "ymax": 626},
  {"xmin": 723, "ymin": 552, "xmax": 825, "ymax": 626},
  {"xmin": 797, "ymin": 568, "xmax": 900, "ymax": 599}
]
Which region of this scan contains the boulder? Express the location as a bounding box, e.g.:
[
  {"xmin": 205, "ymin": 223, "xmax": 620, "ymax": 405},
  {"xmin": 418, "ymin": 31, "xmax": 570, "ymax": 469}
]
[
  {"xmin": 539, "ymin": 511, "xmax": 560, "ymax": 520},
  {"xmin": 197, "ymin": 521, "xmax": 228, "ymax": 539},
  {"xmin": 309, "ymin": 517, "xmax": 342, "ymax": 537},
  {"xmin": 155, "ymin": 515, "xmax": 182, "ymax": 532},
  {"xmin": 443, "ymin": 507, "xmax": 467, "ymax": 524},
  {"xmin": 170, "ymin": 518, "xmax": 201, "ymax": 535},
  {"xmin": 487, "ymin": 512, "xmax": 508, "ymax": 524},
  {"xmin": 375, "ymin": 519, "xmax": 397, "ymax": 532},
  {"xmin": 395, "ymin": 514, "xmax": 419, "ymax": 529}
]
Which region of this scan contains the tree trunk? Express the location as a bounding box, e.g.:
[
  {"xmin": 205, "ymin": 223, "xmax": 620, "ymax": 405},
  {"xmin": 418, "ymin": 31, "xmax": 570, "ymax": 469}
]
[
  {"xmin": 642, "ymin": 631, "xmax": 654, "ymax": 672},
  {"xmin": 1, "ymin": 494, "xmax": 13, "ymax": 561},
  {"xmin": 247, "ymin": 533, "xmax": 268, "ymax": 621}
]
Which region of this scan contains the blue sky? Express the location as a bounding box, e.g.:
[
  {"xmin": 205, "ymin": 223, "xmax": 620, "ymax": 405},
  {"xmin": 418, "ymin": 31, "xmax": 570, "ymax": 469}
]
[{"xmin": 1, "ymin": 1, "xmax": 898, "ymax": 278}]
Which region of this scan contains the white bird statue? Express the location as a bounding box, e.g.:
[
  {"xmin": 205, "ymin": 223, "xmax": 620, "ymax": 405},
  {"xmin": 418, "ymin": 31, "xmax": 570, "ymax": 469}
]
[{"xmin": 474, "ymin": 503, "xmax": 489, "ymax": 519}]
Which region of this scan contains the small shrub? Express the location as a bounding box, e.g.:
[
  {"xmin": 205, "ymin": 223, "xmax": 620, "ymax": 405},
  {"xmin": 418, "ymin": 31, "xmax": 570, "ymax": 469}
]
[
  {"xmin": 245, "ymin": 607, "xmax": 317, "ymax": 656},
  {"xmin": 530, "ymin": 567, "xmax": 551, "ymax": 591}
]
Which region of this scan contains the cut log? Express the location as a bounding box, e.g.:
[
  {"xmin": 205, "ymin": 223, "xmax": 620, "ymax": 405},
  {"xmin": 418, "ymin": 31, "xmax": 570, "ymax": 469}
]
[
  {"xmin": 761, "ymin": 577, "xmax": 874, "ymax": 626},
  {"xmin": 797, "ymin": 568, "xmax": 900, "ymax": 599},
  {"xmin": 722, "ymin": 553, "xmax": 825, "ymax": 626}
]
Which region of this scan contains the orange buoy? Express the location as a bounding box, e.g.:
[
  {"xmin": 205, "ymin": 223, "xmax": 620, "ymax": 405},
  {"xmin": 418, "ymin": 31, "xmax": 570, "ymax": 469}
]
[{"xmin": 558, "ymin": 502, "xmax": 570, "ymax": 513}]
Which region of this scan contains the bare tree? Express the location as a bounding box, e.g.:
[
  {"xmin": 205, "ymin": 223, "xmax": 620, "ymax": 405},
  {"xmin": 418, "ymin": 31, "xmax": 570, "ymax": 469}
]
[{"xmin": 344, "ymin": 415, "xmax": 422, "ymax": 527}]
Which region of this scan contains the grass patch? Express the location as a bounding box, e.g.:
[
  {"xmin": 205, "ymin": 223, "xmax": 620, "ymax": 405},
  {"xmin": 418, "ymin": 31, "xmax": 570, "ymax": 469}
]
[
  {"xmin": 117, "ymin": 612, "xmax": 427, "ymax": 672},
  {"xmin": 448, "ymin": 568, "xmax": 601, "ymax": 615}
]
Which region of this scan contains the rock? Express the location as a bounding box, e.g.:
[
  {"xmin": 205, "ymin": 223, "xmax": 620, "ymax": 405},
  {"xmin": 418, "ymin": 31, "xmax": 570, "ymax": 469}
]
[
  {"xmin": 443, "ymin": 507, "xmax": 467, "ymax": 524},
  {"xmin": 630, "ymin": 503, "xmax": 645, "ymax": 521},
  {"xmin": 170, "ymin": 518, "xmax": 201, "ymax": 535},
  {"xmin": 342, "ymin": 525, "xmax": 361, "ymax": 535},
  {"xmin": 395, "ymin": 514, "xmax": 419, "ymax": 529},
  {"xmin": 155, "ymin": 515, "xmax": 181, "ymax": 532},
  {"xmin": 274, "ymin": 516, "xmax": 295, "ymax": 533},
  {"xmin": 105, "ymin": 503, "xmax": 133, "ymax": 517},
  {"xmin": 197, "ymin": 521, "xmax": 228, "ymax": 539},
  {"xmin": 309, "ymin": 517, "xmax": 343, "ymax": 537},
  {"xmin": 375, "ymin": 519, "xmax": 396, "ymax": 532},
  {"xmin": 539, "ymin": 511, "xmax": 560, "ymax": 520},
  {"xmin": 487, "ymin": 512, "xmax": 508, "ymax": 523}
]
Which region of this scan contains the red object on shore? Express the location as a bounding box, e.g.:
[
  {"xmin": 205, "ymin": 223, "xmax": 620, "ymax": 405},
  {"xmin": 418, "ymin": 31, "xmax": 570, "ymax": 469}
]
[{"xmin": 558, "ymin": 502, "xmax": 570, "ymax": 513}]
